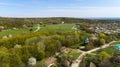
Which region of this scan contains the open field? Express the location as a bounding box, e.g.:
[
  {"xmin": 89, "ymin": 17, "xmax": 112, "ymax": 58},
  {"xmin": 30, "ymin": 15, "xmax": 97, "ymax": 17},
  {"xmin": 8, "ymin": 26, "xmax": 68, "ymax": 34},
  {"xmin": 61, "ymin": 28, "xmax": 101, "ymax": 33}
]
[
  {"xmin": 0, "ymin": 23, "xmax": 75, "ymax": 37},
  {"xmin": 0, "ymin": 29, "xmax": 29, "ymax": 37},
  {"xmin": 38, "ymin": 23, "xmax": 75, "ymax": 33}
]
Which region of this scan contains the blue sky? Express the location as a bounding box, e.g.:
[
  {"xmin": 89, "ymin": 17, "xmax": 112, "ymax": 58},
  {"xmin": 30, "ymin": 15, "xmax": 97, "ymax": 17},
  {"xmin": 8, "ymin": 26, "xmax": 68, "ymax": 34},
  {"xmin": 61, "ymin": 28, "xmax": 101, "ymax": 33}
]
[{"xmin": 0, "ymin": 0, "xmax": 120, "ymax": 17}]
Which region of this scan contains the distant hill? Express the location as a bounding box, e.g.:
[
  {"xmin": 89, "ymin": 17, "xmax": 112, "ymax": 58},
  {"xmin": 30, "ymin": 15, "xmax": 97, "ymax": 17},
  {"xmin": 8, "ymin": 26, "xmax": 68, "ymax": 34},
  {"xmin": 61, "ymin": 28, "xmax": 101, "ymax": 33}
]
[
  {"xmin": 0, "ymin": 17, "xmax": 120, "ymax": 28},
  {"xmin": 91, "ymin": 17, "xmax": 120, "ymax": 21}
]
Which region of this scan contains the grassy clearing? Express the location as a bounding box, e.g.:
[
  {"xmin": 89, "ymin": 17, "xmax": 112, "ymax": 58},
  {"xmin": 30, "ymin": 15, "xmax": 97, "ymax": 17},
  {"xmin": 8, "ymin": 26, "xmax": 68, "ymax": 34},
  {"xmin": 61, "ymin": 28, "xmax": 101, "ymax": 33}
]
[
  {"xmin": 0, "ymin": 24, "xmax": 38, "ymax": 37},
  {"xmin": 0, "ymin": 29, "xmax": 30, "ymax": 37},
  {"xmin": 38, "ymin": 23, "xmax": 75, "ymax": 33},
  {"xmin": 0, "ymin": 23, "xmax": 75, "ymax": 37}
]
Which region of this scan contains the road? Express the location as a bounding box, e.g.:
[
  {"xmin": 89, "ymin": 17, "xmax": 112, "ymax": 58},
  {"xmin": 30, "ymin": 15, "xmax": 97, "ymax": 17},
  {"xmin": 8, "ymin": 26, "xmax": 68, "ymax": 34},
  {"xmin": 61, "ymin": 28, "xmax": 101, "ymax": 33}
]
[{"xmin": 71, "ymin": 41, "xmax": 116, "ymax": 67}]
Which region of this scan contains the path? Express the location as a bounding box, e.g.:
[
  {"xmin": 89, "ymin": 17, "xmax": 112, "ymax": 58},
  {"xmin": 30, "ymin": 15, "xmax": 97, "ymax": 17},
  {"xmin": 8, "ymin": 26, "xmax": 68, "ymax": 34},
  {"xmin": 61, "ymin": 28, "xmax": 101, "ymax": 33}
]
[
  {"xmin": 34, "ymin": 24, "xmax": 40, "ymax": 32},
  {"xmin": 71, "ymin": 41, "xmax": 116, "ymax": 67}
]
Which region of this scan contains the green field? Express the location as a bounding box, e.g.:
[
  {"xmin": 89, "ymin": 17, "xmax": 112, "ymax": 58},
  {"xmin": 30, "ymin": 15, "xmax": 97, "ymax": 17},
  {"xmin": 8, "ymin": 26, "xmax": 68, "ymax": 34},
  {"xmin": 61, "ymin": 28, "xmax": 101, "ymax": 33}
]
[
  {"xmin": 38, "ymin": 23, "xmax": 75, "ymax": 32},
  {"xmin": 0, "ymin": 29, "xmax": 30, "ymax": 37},
  {"xmin": 0, "ymin": 23, "xmax": 75, "ymax": 37}
]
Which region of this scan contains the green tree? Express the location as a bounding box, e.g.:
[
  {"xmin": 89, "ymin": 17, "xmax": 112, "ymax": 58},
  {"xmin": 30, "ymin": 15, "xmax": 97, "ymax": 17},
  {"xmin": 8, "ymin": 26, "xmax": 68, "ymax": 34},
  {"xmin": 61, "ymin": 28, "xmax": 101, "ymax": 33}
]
[
  {"xmin": 99, "ymin": 33, "xmax": 106, "ymax": 39},
  {"xmin": 98, "ymin": 51, "xmax": 110, "ymax": 62},
  {"xmin": 0, "ymin": 47, "xmax": 10, "ymax": 67}
]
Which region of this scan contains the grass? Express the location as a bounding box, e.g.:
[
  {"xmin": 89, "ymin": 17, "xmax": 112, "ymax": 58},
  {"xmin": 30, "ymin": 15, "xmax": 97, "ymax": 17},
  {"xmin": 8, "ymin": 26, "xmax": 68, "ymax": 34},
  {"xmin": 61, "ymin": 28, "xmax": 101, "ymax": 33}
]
[
  {"xmin": 0, "ymin": 23, "xmax": 75, "ymax": 37},
  {"xmin": 102, "ymin": 47, "xmax": 118, "ymax": 55},
  {"xmin": 93, "ymin": 41, "xmax": 120, "ymax": 56},
  {"xmin": 0, "ymin": 29, "xmax": 30, "ymax": 37},
  {"xmin": 38, "ymin": 23, "xmax": 75, "ymax": 33},
  {"xmin": 0, "ymin": 24, "xmax": 38, "ymax": 37},
  {"xmin": 111, "ymin": 41, "xmax": 120, "ymax": 45},
  {"xmin": 95, "ymin": 46, "xmax": 120, "ymax": 55},
  {"xmin": 59, "ymin": 48, "xmax": 81, "ymax": 60}
]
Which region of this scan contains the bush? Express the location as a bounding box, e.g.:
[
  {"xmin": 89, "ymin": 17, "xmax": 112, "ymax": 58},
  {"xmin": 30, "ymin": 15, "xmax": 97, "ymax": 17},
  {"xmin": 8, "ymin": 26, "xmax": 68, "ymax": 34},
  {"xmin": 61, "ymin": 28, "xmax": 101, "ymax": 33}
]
[{"xmin": 85, "ymin": 42, "xmax": 94, "ymax": 50}]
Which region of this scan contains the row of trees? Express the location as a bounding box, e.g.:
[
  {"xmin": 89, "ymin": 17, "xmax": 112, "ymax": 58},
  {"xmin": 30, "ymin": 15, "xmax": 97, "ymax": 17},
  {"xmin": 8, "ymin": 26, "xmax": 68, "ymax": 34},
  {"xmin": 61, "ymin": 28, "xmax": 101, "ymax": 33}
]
[{"xmin": 1, "ymin": 17, "xmax": 120, "ymax": 29}]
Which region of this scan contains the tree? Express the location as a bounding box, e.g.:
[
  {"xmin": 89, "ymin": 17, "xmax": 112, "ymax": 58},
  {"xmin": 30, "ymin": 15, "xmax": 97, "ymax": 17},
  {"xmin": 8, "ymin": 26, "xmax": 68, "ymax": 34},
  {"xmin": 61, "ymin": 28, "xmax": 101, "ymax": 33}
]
[
  {"xmin": 98, "ymin": 51, "xmax": 110, "ymax": 62},
  {"xmin": 95, "ymin": 38, "xmax": 106, "ymax": 46},
  {"xmin": 20, "ymin": 46, "xmax": 30, "ymax": 63},
  {"xmin": 0, "ymin": 47, "xmax": 10, "ymax": 67},
  {"xmin": 36, "ymin": 41, "xmax": 45, "ymax": 52},
  {"xmin": 99, "ymin": 33, "xmax": 106, "ymax": 39},
  {"xmin": 99, "ymin": 39, "xmax": 106, "ymax": 45},
  {"xmin": 85, "ymin": 42, "xmax": 94, "ymax": 50}
]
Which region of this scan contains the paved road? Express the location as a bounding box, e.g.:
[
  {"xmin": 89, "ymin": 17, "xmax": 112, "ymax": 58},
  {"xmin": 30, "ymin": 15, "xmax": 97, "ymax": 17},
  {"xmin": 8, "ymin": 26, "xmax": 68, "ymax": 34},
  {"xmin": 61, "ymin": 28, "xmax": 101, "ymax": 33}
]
[{"xmin": 71, "ymin": 41, "xmax": 116, "ymax": 67}]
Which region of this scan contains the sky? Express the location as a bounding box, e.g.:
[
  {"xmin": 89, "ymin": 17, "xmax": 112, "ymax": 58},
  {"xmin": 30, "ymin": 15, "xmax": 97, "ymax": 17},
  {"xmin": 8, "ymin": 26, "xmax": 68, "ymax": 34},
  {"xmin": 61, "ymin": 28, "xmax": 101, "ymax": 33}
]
[{"xmin": 0, "ymin": 0, "xmax": 120, "ymax": 18}]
